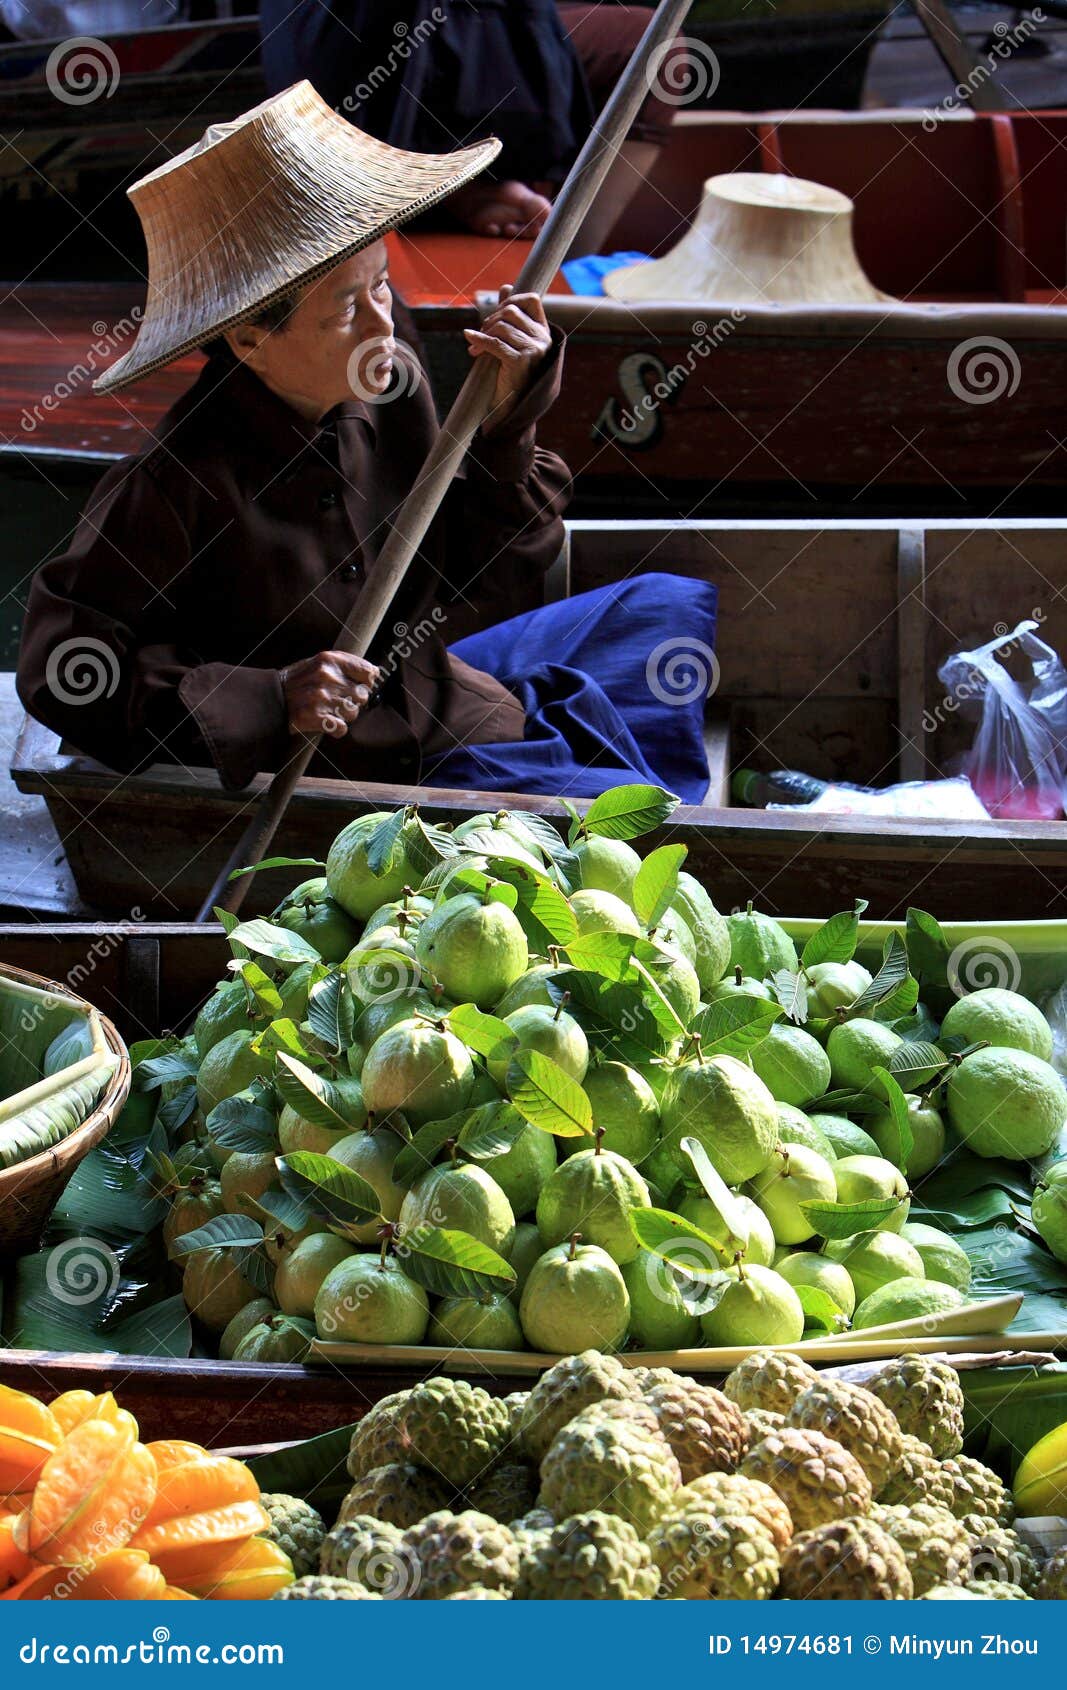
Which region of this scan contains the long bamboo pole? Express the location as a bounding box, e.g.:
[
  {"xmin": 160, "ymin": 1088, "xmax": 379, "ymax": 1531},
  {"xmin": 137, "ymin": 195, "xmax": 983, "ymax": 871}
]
[{"xmin": 197, "ymin": 0, "xmax": 694, "ymax": 922}]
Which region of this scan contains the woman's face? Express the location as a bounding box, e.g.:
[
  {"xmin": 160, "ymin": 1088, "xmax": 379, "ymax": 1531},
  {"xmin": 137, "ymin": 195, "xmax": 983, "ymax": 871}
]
[{"xmin": 233, "ymin": 240, "xmax": 397, "ymax": 417}]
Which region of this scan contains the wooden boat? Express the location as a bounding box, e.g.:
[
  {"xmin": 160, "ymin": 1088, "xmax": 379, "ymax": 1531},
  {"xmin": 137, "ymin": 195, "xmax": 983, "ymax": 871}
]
[
  {"xmin": 4, "ymin": 107, "xmax": 1067, "ymax": 514},
  {"xmin": 12, "ymin": 515, "xmax": 1067, "ymax": 922}
]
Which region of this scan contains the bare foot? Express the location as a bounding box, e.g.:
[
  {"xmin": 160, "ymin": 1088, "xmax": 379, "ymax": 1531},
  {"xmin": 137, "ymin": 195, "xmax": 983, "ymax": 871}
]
[{"xmin": 450, "ymin": 178, "xmax": 551, "ymax": 239}]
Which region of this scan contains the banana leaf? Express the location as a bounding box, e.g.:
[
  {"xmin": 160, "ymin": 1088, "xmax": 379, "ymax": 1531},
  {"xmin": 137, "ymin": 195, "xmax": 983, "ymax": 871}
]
[
  {"xmin": 247, "ymin": 1421, "xmax": 361, "ymax": 1521},
  {"xmin": 961, "ymin": 1363, "xmax": 1067, "ymax": 1477},
  {"xmin": 963, "ymin": 1221, "xmax": 1067, "ymax": 1334},
  {"xmin": 4, "ymin": 1248, "xmax": 190, "ymax": 1357}
]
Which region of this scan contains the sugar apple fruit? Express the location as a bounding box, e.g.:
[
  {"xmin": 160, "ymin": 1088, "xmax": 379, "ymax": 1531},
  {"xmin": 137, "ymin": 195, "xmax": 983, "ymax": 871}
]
[
  {"xmin": 964, "ymin": 1579, "xmax": 1031, "ymax": 1599},
  {"xmin": 723, "ymin": 1351, "xmax": 819, "ymax": 1416},
  {"xmin": 741, "ymin": 1427, "xmax": 872, "ymax": 1532},
  {"xmin": 877, "ymin": 1434, "xmax": 956, "ymax": 1510},
  {"xmin": 961, "ymin": 1518, "xmax": 1042, "ymax": 1594},
  {"xmin": 538, "ymin": 1404, "xmax": 682, "ymax": 1536},
  {"xmin": 940, "ymin": 1455, "xmax": 1014, "ymax": 1525},
  {"xmin": 442, "ymin": 1586, "xmax": 511, "ymax": 1599},
  {"xmin": 676, "ymin": 1473, "xmax": 793, "ymax": 1550},
  {"xmin": 649, "ymin": 1512, "xmax": 780, "ymax": 1600},
  {"xmin": 402, "ymin": 1510, "xmax": 520, "ymax": 1599},
  {"xmin": 319, "ymin": 1515, "xmax": 414, "ymax": 1597},
  {"xmin": 866, "ymin": 1356, "xmax": 965, "ymax": 1458},
  {"xmin": 780, "ymin": 1518, "xmax": 914, "ymax": 1600},
  {"xmin": 1037, "ymin": 1549, "xmax": 1067, "ymax": 1601},
  {"xmin": 786, "ymin": 1380, "xmax": 904, "ymax": 1496},
  {"xmin": 871, "ymin": 1503, "xmax": 972, "ymax": 1595},
  {"xmin": 743, "ymin": 1408, "xmax": 786, "ymax": 1442},
  {"xmin": 514, "ymin": 1511, "xmax": 659, "ymax": 1600},
  {"xmin": 467, "ymin": 1463, "xmax": 539, "ymax": 1524},
  {"xmin": 394, "ymin": 1377, "xmax": 512, "ymax": 1490},
  {"xmin": 519, "ymin": 1350, "xmax": 639, "ymax": 1464},
  {"xmin": 347, "ymin": 1391, "xmax": 409, "ymax": 1478},
  {"xmin": 340, "ymin": 1462, "xmax": 454, "ymax": 1530},
  {"xmin": 643, "ymin": 1379, "xmax": 749, "ymax": 1484},
  {"xmin": 273, "ymin": 1575, "xmax": 380, "ymax": 1600},
  {"xmin": 259, "ymin": 1493, "xmax": 326, "ymax": 1579}
]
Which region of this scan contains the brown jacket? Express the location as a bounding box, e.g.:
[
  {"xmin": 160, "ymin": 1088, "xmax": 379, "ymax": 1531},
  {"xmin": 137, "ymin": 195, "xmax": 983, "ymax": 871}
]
[{"xmin": 17, "ymin": 339, "xmax": 571, "ymax": 790}]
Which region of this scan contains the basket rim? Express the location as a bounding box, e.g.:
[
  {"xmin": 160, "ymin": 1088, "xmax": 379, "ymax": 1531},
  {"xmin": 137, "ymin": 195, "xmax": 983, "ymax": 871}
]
[{"xmin": 0, "ymin": 958, "xmax": 131, "ymax": 1196}]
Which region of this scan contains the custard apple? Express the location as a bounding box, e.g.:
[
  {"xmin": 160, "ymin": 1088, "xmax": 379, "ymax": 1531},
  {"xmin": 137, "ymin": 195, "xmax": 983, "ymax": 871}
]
[
  {"xmin": 676, "ymin": 1473, "xmax": 793, "ymax": 1550},
  {"xmin": 273, "ymin": 1575, "xmax": 381, "ymax": 1600},
  {"xmin": 961, "ymin": 1518, "xmax": 1042, "ymax": 1594},
  {"xmin": 514, "ymin": 1511, "xmax": 659, "ymax": 1600},
  {"xmin": 347, "ymin": 1391, "xmax": 410, "ymax": 1478},
  {"xmin": 878, "ymin": 1434, "xmax": 956, "ymax": 1510},
  {"xmin": 395, "ymin": 1378, "xmax": 511, "ymax": 1490},
  {"xmin": 630, "ymin": 1365, "xmax": 693, "ymax": 1396},
  {"xmin": 1037, "ymin": 1549, "xmax": 1067, "ymax": 1601},
  {"xmin": 786, "ymin": 1380, "xmax": 904, "ymax": 1495},
  {"xmin": 649, "ymin": 1512, "xmax": 780, "ymax": 1600},
  {"xmin": 538, "ymin": 1404, "xmax": 682, "ymax": 1536},
  {"xmin": 744, "ymin": 1408, "xmax": 786, "ymax": 1442},
  {"xmin": 402, "ymin": 1510, "xmax": 520, "ymax": 1599},
  {"xmin": 643, "ymin": 1380, "xmax": 748, "ymax": 1484},
  {"xmin": 780, "ymin": 1518, "xmax": 914, "ymax": 1600},
  {"xmin": 442, "ymin": 1586, "xmax": 511, "ymax": 1599},
  {"xmin": 867, "ymin": 1356, "xmax": 965, "ymax": 1458},
  {"xmin": 467, "ymin": 1462, "xmax": 539, "ymax": 1523},
  {"xmin": 741, "ymin": 1427, "xmax": 872, "ymax": 1531},
  {"xmin": 259, "ymin": 1493, "xmax": 327, "ymax": 1579},
  {"xmin": 940, "ymin": 1455, "xmax": 1014, "ymax": 1525},
  {"xmin": 319, "ymin": 1515, "xmax": 415, "ymax": 1597},
  {"xmin": 502, "ymin": 1391, "xmax": 528, "ymax": 1443},
  {"xmin": 871, "ymin": 1503, "xmax": 971, "ymax": 1595},
  {"xmin": 519, "ymin": 1350, "xmax": 639, "ymax": 1463},
  {"xmin": 723, "ymin": 1351, "xmax": 819, "ymax": 1416},
  {"xmin": 340, "ymin": 1461, "xmax": 454, "ymax": 1529},
  {"xmin": 964, "ymin": 1579, "xmax": 1031, "ymax": 1598}
]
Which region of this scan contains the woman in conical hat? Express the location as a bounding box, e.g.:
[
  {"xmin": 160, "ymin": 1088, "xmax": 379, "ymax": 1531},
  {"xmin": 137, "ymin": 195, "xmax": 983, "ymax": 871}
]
[{"xmin": 18, "ymin": 84, "xmax": 717, "ymax": 810}]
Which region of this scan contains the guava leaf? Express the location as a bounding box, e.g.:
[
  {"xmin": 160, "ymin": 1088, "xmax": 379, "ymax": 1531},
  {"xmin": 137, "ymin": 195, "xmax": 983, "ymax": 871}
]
[
  {"xmin": 493, "ymin": 866, "xmax": 578, "ymax": 947},
  {"xmin": 251, "ymin": 1017, "xmax": 316, "ymax": 1062},
  {"xmin": 170, "ymin": 1214, "xmax": 265, "ymax": 1257},
  {"xmin": 457, "ymin": 1106, "xmax": 526, "ymax": 1162},
  {"xmin": 812, "ymin": 1085, "xmax": 885, "ymax": 1117},
  {"xmin": 227, "ymin": 918, "xmax": 322, "ymax": 966},
  {"xmin": 251, "ymin": 1185, "xmax": 310, "ymax": 1233},
  {"xmin": 801, "ymin": 1197, "xmax": 905, "ymax": 1239},
  {"xmin": 890, "ymin": 1003, "xmax": 942, "ymax": 1045},
  {"xmin": 227, "ymin": 856, "xmax": 324, "ymax": 880},
  {"xmin": 156, "ymin": 1083, "xmax": 197, "ymax": 1136},
  {"xmin": 887, "ymin": 1041, "xmax": 951, "ymax": 1091},
  {"xmin": 906, "ymin": 906, "xmax": 953, "ymax": 1007},
  {"xmin": 800, "ymin": 904, "xmax": 866, "ymax": 969},
  {"xmin": 227, "ymin": 960, "xmax": 284, "ymax": 1018},
  {"xmin": 204, "ymin": 1095, "xmax": 277, "ymax": 1154},
  {"xmin": 796, "ymin": 1283, "xmax": 851, "ymax": 1334},
  {"xmin": 692, "ymin": 995, "xmax": 783, "ymax": 1056},
  {"xmin": 400, "ymin": 1228, "xmax": 516, "ymax": 1300},
  {"xmin": 633, "ymin": 844, "xmax": 687, "ymax": 929},
  {"xmin": 447, "ymin": 1004, "xmax": 517, "ymax": 1067},
  {"xmin": 364, "ymin": 809, "xmax": 406, "ymax": 876},
  {"xmin": 629, "ymin": 1206, "xmax": 732, "ymax": 1271},
  {"xmin": 563, "ymin": 931, "xmax": 637, "ymax": 980},
  {"xmin": 547, "ymin": 969, "xmax": 675, "ymax": 1056},
  {"xmin": 392, "ymin": 1112, "xmax": 479, "ymax": 1188},
  {"xmin": 236, "ymin": 1245, "xmax": 276, "ymax": 1299},
  {"xmin": 505, "ymin": 811, "xmax": 570, "ymax": 865},
  {"xmin": 578, "ymin": 783, "xmax": 679, "ymax": 842},
  {"xmin": 507, "ymin": 1049, "xmax": 592, "ymax": 1138},
  {"xmin": 629, "ymin": 952, "xmax": 690, "ymax": 1040},
  {"xmin": 869, "ymin": 1066, "xmax": 914, "ymax": 1166},
  {"xmin": 275, "ymin": 1151, "xmax": 383, "ymax": 1228},
  {"xmin": 134, "ymin": 1046, "xmax": 198, "ymax": 1092},
  {"xmin": 679, "ymin": 1136, "xmax": 751, "ymax": 1248},
  {"xmin": 846, "ymin": 932, "xmax": 910, "ymax": 1016},
  {"xmin": 308, "ymin": 968, "xmax": 356, "ymax": 1054},
  {"xmin": 770, "ymin": 968, "xmax": 808, "ymax": 1024},
  {"xmin": 274, "ymin": 1053, "xmax": 359, "ymax": 1132},
  {"xmin": 403, "ymin": 816, "xmax": 455, "ymax": 878}
]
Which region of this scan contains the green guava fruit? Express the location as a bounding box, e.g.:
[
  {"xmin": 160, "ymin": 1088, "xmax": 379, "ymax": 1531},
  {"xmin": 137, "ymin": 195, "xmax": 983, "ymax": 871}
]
[
  {"xmin": 518, "ymin": 1235, "xmax": 630, "ymax": 1353},
  {"xmin": 671, "ymin": 870, "xmax": 731, "ymax": 993},
  {"xmin": 640, "ymin": 1140, "xmax": 684, "ymax": 1207},
  {"xmin": 477, "ymin": 1107, "xmax": 558, "ymax": 1218},
  {"xmin": 641, "ymin": 940, "xmax": 701, "ymax": 1031},
  {"xmin": 804, "ymin": 961, "xmax": 873, "ymax": 1018},
  {"xmin": 809, "ymin": 1113, "xmax": 881, "ymax": 1159},
  {"xmin": 415, "ymin": 894, "xmax": 529, "ymax": 1009},
  {"xmin": 400, "ymin": 1162, "xmax": 516, "ymax": 1257},
  {"xmin": 947, "ymin": 1047, "xmax": 1066, "ymax": 1160},
  {"xmin": 748, "ymin": 1024, "xmax": 832, "ymax": 1108},
  {"xmin": 452, "ymin": 810, "xmax": 548, "ymax": 868},
  {"xmin": 747, "ymin": 1143, "xmax": 837, "ymax": 1245},
  {"xmin": 275, "ymin": 1233, "xmax": 356, "ymax": 1319},
  {"xmin": 725, "ymin": 904, "xmax": 798, "ymax": 981},
  {"xmin": 181, "ymin": 1247, "xmax": 259, "ymax": 1333},
  {"xmin": 163, "ymin": 1177, "xmax": 225, "ymax": 1259},
  {"xmin": 495, "ymin": 964, "xmax": 559, "ymax": 1017},
  {"xmin": 219, "ymin": 1296, "xmax": 276, "ymax": 1361},
  {"xmin": 826, "ymin": 1019, "xmax": 903, "ymax": 1091},
  {"xmin": 777, "ymin": 1250, "xmax": 856, "ymax": 1318},
  {"xmin": 852, "ymin": 1277, "xmax": 965, "ymax": 1331},
  {"xmin": 219, "ymin": 1150, "xmax": 278, "ymax": 1219},
  {"xmin": 705, "ymin": 967, "xmax": 774, "ymax": 1004},
  {"xmin": 489, "ymin": 1003, "xmax": 589, "ymax": 1091},
  {"xmin": 571, "ymin": 835, "xmax": 641, "ymax": 899},
  {"xmin": 326, "ymin": 813, "xmax": 423, "ymax": 921},
  {"xmin": 536, "ymin": 1140, "xmax": 650, "ymax": 1264},
  {"xmin": 428, "ymin": 1293, "xmax": 524, "ymax": 1351},
  {"xmin": 940, "ymin": 987, "xmax": 1054, "ymax": 1062},
  {"xmin": 775, "ymin": 1104, "xmax": 835, "ymax": 1161},
  {"xmin": 354, "ymin": 992, "xmax": 440, "ymax": 1051},
  {"xmin": 234, "ymin": 1313, "xmax": 314, "ymax": 1365},
  {"xmin": 194, "ymin": 981, "xmax": 252, "ymax": 1061},
  {"xmin": 263, "ymin": 1217, "xmax": 328, "ymax": 1268},
  {"xmin": 196, "ymin": 1029, "xmax": 273, "ymax": 1116},
  {"xmin": 568, "ymin": 889, "xmax": 641, "ymax": 938},
  {"xmin": 571, "ymin": 1061, "xmax": 659, "ymax": 1165},
  {"xmin": 654, "ymin": 906, "xmax": 699, "ymax": 971},
  {"xmin": 1032, "ymin": 1160, "xmax": 1067, "ymax": 1264},
  {"xmin": 314, "ymin": 1254, "xmax": 429, "ymax": 1344},
  {"xmin": 833, "ymin": 1154, "xmax": 910, "ymax": 1231},
  {"xmin": 467, "ymin": 1065, "xmax": 502, "ymax": 1105},
  {"xmin": 274, "ymin": 878, "xmax": 360, "ymax": 964},
  {"xmin": 360, "ymin": 1019, "xmax": 474, "ymax": 1127},
  {"xmin": 621, "ymin": 1248, "xmax": 702, "ymax": 1349},
  {"xmin": 278, "ymin": 1103, "xmax": 356, "ymax": 1159},
  {"xmin": 676, "ymin": 1190, "xmax": 775, "ymax": 1267},
  {"xmin": 900, "ymin": 1222, "xmax": 973, "ymax": 1292},
  {"xmin": 507, "ymin": 1221, "xmax": 545, "ymax": 1301},
  {"xmin": 363, "ymin": 891, "xmax": 433, "ymax": 936},
  {"xmin": 698, "ymin": 1263, "xmax": 805, "ymax": 1347},
  {"xmin": 329, "ymin": 1126, "xmax": 409, "ymax": 1244},
  {"xmin": 823, "ymin": 1229, "xmax": 926, "ymax": 1302},
  {"xmin": 867, "ymin": 1094, "xmax": 946, "ymax": 1180},
  {"xmin": 659, "ymin": 1054, "xmax": 778, "ymax": 1184},
  {"xmin": 278, "ymin": 962, "xmax": 315, "ymax": 1023},
  {"xmin": 344, "ymin": 930, "xmax": 423, "ymax": 1008}
]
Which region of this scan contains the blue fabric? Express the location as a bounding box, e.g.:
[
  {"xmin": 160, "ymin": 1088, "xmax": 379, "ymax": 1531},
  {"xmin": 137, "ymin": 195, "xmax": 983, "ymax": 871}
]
[
  {"xmin": 561, "ymin": 251, "xmax": 651, "ymax": 298},
  {"xmin": 428, "ymin": 574, "xmax": 717, "ymax": 803}
]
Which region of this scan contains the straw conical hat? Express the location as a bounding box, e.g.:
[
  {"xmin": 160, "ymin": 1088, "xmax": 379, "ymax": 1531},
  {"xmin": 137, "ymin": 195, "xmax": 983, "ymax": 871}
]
[
  {"xmin": 605, "ymin": 173, "xmax": 889, "ymax": 307},
  {"xmin": 95, "ymin": 81, "xmax": 501, "ymax": 393}
]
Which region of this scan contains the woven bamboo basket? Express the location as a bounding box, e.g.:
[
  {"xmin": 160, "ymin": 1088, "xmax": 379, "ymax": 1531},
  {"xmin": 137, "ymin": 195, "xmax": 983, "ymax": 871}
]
[{"xmin": 0, "ymin": 960, "xmax": 130, "ymax": 1257}]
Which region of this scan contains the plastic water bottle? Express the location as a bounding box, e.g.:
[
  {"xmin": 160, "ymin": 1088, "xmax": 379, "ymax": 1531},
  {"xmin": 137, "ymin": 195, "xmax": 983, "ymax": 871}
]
[{"xmin": 732, "ymin": 768, "xmax": 833, "ymax": 806}]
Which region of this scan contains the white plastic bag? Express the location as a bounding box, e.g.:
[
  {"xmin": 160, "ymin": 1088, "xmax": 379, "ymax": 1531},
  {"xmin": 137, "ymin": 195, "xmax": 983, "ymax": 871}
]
[{"xmin": 937, "ymin": 620, "xmax": 1067, "ymax": 821}]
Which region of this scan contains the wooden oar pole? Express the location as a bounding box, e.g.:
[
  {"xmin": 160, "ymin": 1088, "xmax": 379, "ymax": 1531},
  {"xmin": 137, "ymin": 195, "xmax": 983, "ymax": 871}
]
[{"xmin": 197, "ymin": 0, "xmax": 694, "ymax": 922}]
